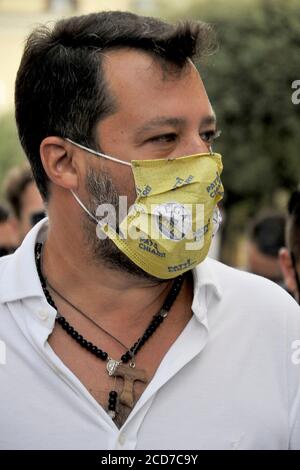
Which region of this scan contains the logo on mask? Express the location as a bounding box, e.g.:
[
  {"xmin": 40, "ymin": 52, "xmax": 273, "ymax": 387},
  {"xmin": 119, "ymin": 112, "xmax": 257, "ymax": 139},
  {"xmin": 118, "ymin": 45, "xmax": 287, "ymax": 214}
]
[
  {"xmin": 206, "ymin": 172, "xmax": 223, "ymax": 198},
  {"xmin": 168, "ymin": 258, "xmax": 195, "ymax": 273},
  {"xmin": 194, "ymin": 220, "xmax": 210, "ymax": 242},
  {"xmin": 138, "ymin": 238, "xmax": 166, "ymax": 257},
  {"xmin": 153, "ymin": 202, "xmax": 192, "ymax": 241},
  {"xmin": 172, "ymin": 175, "xmax": 194, "ymax": 189}
]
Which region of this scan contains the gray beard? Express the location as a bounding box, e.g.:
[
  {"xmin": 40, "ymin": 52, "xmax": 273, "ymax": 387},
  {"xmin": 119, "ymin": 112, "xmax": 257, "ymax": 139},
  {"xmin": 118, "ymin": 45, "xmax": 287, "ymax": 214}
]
[{"xmin": 82, "ymin": 167, "xmax": 165, "ymax": 284}]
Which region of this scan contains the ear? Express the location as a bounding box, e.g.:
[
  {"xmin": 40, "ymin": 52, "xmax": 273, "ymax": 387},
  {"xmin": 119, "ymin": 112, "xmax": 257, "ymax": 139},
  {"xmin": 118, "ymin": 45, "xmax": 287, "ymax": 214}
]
[
  {"xmin": 40, "ymin": 136, "xmax": 79, "ymax": 192},
  {"xmin": 278, "ymin": 248, "xmax": 297, "ymax": 294}
]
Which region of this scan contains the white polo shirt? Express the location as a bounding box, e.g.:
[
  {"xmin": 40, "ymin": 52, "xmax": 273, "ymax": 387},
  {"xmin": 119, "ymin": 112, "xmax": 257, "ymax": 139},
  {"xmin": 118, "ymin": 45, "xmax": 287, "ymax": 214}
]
[{"xmin": 0, "ymin": 218, "xmax": 299, "ymax": 450}]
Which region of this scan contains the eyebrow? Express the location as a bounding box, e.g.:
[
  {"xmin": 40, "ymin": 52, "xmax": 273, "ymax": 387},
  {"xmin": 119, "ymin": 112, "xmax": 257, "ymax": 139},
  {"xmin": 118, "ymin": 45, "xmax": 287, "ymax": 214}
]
[{"xmin": 134, "ymin": 113, "xmax": 217, "ymax": 139}]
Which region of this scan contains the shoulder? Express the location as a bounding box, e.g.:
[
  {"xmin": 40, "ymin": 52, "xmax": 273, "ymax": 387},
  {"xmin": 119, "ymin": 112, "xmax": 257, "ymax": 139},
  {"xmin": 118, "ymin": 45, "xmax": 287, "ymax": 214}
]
[
  {"xmin": 202, "ymin": 257, "xmax": 300, "ymax": 330},
  {"xmin": 208, "ymin": 257, "xmax": 298, "ymax": 304},
  {"xmin": 204, "ymin": 259, "xmax": 300, "ymax": 447}
]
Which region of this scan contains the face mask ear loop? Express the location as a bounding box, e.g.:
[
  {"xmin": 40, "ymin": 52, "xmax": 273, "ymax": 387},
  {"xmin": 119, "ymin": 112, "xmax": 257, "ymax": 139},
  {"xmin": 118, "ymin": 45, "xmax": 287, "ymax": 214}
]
[
  {"xmin": 209, "ymin": 145, "xmax": 213, "ymax": 155},
  {"xmin": 65, "ymin": 138, "xmax": 132, "ymax": 167},
  {"xmin": 70, "ymin": 189, "xmax": 103, "ymax": 226}
]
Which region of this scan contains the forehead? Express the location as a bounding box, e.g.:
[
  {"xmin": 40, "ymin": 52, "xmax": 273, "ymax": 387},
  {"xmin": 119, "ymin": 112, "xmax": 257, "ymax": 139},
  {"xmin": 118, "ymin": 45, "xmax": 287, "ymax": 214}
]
[{"xmin": 101, "ymin": 48, "xmax": 213, "ymax": 126}]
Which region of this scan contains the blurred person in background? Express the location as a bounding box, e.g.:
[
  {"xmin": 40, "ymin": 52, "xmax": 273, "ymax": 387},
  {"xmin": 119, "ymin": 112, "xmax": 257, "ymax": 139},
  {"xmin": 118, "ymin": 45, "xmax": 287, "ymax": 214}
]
[
  {"xmin": 279, "ymin": 189, "xmax": 300, "ymax": 304},
  {"xmin": 3, "ymin": 164, "xmax": 46, "ymax": 243},
  {"xmin": 0, "ymin": 204, "xmax": 19, "ymax": 257},
  {"xmin": 246, "ymin": 212, "xmax": 285, "ymax": 286}
]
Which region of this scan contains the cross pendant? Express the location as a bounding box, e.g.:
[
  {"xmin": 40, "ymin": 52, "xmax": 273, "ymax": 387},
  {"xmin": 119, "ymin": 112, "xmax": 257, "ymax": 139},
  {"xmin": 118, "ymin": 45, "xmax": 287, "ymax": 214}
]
[{"xmin": 107, "ymin": 360, "xmax": 148, "ymax": 408}]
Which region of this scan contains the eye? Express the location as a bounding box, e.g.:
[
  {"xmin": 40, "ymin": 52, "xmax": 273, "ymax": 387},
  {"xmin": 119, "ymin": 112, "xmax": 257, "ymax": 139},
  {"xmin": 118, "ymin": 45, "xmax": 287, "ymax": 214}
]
[
  {"xmin": 200, "ymin": 129, "xmax": 222, "ymax": 144},
  {"xmin": 147, "ymin": 133, "xmax": 178, "ymax": 143}
]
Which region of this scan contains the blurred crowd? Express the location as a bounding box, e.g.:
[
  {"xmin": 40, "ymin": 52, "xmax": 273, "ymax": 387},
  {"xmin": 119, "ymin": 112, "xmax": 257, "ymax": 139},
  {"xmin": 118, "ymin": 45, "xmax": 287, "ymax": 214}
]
[
  {"xmin": 0, "ymin": 164, "xmax": 46, "ymax": 256},
  {"xmin": 0, "ymin": 164, "xmax": 299, "ymax": 303},
  {"xmin": 244, "ymin": 206, "xmax": 300, "ymax": 303}
]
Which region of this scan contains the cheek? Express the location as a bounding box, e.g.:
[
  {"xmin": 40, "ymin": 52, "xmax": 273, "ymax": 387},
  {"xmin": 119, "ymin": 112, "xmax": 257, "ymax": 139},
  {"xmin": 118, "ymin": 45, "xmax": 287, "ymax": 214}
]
[{"xmin": 114, "ymin": 169, "xmax": 137, "ymax": 205}]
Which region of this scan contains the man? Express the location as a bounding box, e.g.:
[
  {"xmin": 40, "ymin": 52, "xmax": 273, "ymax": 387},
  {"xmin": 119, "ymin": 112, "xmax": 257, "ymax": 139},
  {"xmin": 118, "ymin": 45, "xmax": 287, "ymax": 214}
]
[
  {"xmin": 279, "ymin": 189, "xmax": 300, "ymax": 303},
  {"xmin": 3, "ymin": 164, "xmax": 46, "ymax": 242},
  {"xmin": 0, "ymin": 11, "xmax": 299, "ymax": 450},
  {"xmin": 246, "ymin": 212, "xmax": 286, "ymax": 286},
  {"xmin": 0, "ymin": 204, "xmax": 19, "ymax": 257}
]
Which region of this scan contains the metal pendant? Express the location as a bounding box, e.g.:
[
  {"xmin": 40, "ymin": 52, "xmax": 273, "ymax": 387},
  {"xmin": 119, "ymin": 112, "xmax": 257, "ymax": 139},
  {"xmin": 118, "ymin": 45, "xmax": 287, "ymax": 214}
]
[{"xmin": 106, "ymin": 358, "xmax": 121, "ymax": 376}]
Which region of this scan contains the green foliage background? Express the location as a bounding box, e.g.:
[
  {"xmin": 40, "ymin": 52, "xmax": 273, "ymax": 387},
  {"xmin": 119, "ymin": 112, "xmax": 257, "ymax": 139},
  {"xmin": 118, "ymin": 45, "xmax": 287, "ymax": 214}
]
[{"xmin": 0, "ymin": 113, "xmax": 25, "ymax": 198}]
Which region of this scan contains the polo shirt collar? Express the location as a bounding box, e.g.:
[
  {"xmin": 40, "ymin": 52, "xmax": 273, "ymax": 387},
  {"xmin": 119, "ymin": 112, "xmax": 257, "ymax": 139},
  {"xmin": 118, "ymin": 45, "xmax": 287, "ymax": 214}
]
[{"xmin": 0, "ymin": 218, "xmax": 223, "ymax": 326}]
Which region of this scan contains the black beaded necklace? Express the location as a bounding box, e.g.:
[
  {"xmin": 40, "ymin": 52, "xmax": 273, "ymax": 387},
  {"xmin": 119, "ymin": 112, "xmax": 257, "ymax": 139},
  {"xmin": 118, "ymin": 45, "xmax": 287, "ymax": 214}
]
[{"xmin": 35, "ymin": 242, "xmax": 185, "ymax": 420}]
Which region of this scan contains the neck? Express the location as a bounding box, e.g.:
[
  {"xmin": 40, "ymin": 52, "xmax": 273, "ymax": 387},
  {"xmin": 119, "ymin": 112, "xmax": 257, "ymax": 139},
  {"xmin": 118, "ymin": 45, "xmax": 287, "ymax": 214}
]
[{"xmin": 42, "ymin": 217, "xmax": 179, "ymax": 330}]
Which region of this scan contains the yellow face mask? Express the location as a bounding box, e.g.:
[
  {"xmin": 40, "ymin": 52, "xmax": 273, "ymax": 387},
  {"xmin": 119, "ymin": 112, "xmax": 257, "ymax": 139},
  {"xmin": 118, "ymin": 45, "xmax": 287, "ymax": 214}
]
[{"xmin": 67, "ymin": 139, "xmax": 224, "ymax": 279}]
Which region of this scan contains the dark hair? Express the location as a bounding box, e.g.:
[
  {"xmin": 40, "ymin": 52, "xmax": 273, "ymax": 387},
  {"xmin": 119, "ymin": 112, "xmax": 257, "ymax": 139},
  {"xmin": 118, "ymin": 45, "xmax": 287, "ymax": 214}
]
[
  {"xmin": 249, "ymin": 212, "xmax": 286, "ymax": 257},
  {"xmin": 0, "ymin": 203, "xmax": 10, "ymax": 224},
  {"xmin": 3, "ymin": 165, "xmax": 34, "ymax": 219},
  {"xmin": 15, "ymin": 11, "xmax": 215, "ymax": 200},
  {"xmin": 287, "ymin": 188, "xmax": 300, "ymax": 262}
]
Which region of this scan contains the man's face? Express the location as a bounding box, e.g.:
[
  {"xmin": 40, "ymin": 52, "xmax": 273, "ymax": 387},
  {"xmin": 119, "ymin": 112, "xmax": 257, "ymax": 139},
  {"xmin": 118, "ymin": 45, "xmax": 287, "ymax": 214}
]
[
  {"xmin": 80, "ymin": 49, "xmax": 217, "ymax": 277},
  {"xmin": 96, "ymin": 49, "xmax": 215, "ymax": 198}
]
